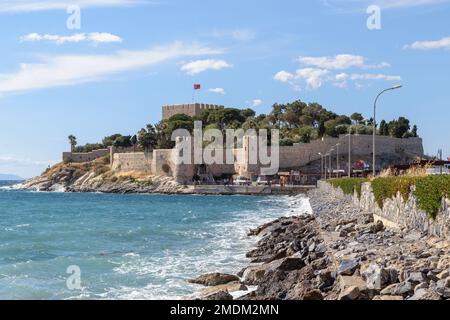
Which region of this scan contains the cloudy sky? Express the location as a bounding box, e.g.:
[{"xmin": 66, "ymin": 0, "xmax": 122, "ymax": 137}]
[{"xmin": 0, "ymin": 0, "xmax": 449, "ymax": 177}]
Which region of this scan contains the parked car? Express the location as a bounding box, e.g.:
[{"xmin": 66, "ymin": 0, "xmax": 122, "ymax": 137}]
[
  {"xmin": 426, "ymin": 166, "xmax": 450, "ymax": 175},
  {"xmin": 256, "ymin": 176, "xmax": 270, "ymax": 185},
  {"xmin": 234, "ymin": 176, "xmax": 251, "ymax": 186}
]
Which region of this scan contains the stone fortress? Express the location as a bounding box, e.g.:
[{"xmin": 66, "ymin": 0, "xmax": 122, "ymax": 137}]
[
  {"xmin": 63, "ymin": 103, "xmax": 425, "ymax": 184},
  {"xmin": 162, "ymin": 103, "xmax": 224, "ymax": 120}
]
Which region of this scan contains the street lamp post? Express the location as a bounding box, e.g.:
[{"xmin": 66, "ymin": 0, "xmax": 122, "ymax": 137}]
[
  {"xmin": 346, "ymin": 125, "xmax": 354, "ymax": 178},
  {"xmin": 329, "ymin": 149, "xmax": 334, "ymax": 179},
  {"xmin": 336, "ymin": 143, "xmax": 340, "ymax": 178},
  {"xmin": 348, "ymin": 130, "xmax": 351, "ymax": 178},
  {"xmin": 318, "ymin": 153, "xmax": 324, "ymax": 180},
  {"xmin": 373, "ymin": 85, "xmax": 403, "ymax": 177}
]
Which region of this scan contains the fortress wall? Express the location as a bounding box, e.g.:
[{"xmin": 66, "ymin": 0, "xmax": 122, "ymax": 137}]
[
  {"xmin": 106, "ymin": 135, "xmax": 423, "ymax": 180},
  {"xmin": 152, "ymin": 149, "xmax": 176, "ymax": 176},
  {"xmin": 277, "ymin": 136, "xmax": 423, "ymax": 169},
  {"xmin": 112, "ymin": 152, "xmax": 153, "ymax": 173},
  {"xmin": 63, "ymin": 149, "xmax": 110, "ymax": 163}
]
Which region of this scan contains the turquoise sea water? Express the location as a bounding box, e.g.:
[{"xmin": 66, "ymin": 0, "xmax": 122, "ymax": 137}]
[{"xmin": 0, "ymin": 180, "xmax": 311, "ymax": 300}]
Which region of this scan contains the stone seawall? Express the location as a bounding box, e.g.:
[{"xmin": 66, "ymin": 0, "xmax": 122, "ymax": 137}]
[{"xmin": 318, "ymin": 180, "xmax": 450, "ymax": 240}]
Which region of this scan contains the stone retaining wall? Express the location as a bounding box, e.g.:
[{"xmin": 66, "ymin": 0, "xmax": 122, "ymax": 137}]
[{"xmin": 317, "ymin": 180, "xmax": 450, "ymax": 239}]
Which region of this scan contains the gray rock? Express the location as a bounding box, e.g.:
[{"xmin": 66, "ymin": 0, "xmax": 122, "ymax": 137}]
[
  {"xmin": 393, "ymin": 282, "xmax": 414, "ymax": 295},
  {"xmin": 369, "ymin": 221, "xmax": 384, "ymax": 234},
  {"xmin": 406, "ymin": 272, "xmax": 426, "ymax": 285},
  {"xmin": 435, "ymin": 279, "xmax": 450, "ymax": 298},
  {"xmin": 189, "ymin": 273, "xmax": 240, "ymax": 286},
  {"xmin": 272, "ymin": 257, "xmax": 306, "ymax": 272},
  {"xmin": 203, "ymin": 291, "xmax": 233, "ymax": 301},
  {"xmin": 414, "ymin": 282, "xmax": 428, "ymax": 292},
  {"xmin": 408, "ymin": 288, "xmax": 441, "ymax": 301},
  {"xmin": 338, "ymin": 286, "xmax": 360, "ymax": 300},
  {"xmin": 437, "ymin": 270, "xmax": 449, "ymax": 280},
  {"xmin": 362, "ymin": 264, "xmax": 390, "ymax": 290},
  {"xmin": 338, "ymin": 259, "xmax": 360, "ymax": 276}
]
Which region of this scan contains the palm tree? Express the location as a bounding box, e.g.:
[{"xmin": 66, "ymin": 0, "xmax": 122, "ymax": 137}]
[{"xmin": 68, "ymin": 135, "xmax": 77, "ymax": 152}]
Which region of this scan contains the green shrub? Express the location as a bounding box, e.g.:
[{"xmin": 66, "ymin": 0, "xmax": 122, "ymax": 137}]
[
  {"xmin": 415, "ymin": 175, "xmax": 450, "ymax": 219},
  {"xmin": 328, "ymin": 178, "xmax": 369, "ymax": 199},
  {"xmin": 371, "ymin": 176, "xmax": 417, "ymax": 208},
  {"xmin": 137, "ymin": 179, "xmax": 153, "ymax": 187},
  {"xmin": 329, "ymin": 175, "xmax": 450, "ymax": 219}
]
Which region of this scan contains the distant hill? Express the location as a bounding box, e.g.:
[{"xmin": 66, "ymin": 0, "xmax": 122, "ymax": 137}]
[{"xmin": 0, "ymin": 174, "xmax": 24, "ymax": 181}]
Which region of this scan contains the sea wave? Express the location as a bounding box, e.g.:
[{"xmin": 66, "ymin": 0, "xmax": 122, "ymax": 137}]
[{"xmin": 105, "ymin": 194, "xmax": 312, "ymax": 300}]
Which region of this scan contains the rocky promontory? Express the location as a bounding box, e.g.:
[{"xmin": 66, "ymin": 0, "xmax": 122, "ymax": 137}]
[
  {"xmin": 191, "ymin": 187, "xmax": 450, "ymax": 300},
  {"xmin": 20, "ymin": 159, "xmax": 185, "ymax": 194}
]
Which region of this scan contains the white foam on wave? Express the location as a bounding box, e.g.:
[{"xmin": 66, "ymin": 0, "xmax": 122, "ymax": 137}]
[
  {"xmin": 0, "ymin": 183, "xmax": 24, "ymax": 191},
  {"xmin": 105, "ymin": 194, "xmax": 312, "ymax": 300}
]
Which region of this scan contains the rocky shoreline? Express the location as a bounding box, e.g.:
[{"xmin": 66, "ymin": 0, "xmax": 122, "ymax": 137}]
[
  {"xmin": 19, "ymin": 161, "xmax": 186, "ymax": 194},
  {"xmin": 190, "ymin": 187, "xmax": 450, "ymax": 300}
]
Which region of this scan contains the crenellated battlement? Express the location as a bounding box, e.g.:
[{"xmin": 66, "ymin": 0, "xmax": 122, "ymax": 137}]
[{"xmin": 162, "ymin": 103, "xmax": 224, "ymax": 120}]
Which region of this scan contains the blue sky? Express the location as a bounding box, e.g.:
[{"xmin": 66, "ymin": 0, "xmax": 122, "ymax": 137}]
[{"xmin": 0, "ymin": 0, "xmax": 449, "ymax": 178}]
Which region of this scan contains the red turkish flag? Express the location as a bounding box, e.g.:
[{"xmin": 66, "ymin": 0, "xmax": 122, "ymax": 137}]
[{"xmin": 194, "ymin": 84, "xmax": 201, "ymax": 90}]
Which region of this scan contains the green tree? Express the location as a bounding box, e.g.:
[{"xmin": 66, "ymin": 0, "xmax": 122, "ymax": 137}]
[
  {"xmin": 318, "ymin": 120, "xmax": 326, "ymax": 138},
  {"xmin": 131, "ymin": 135, "xmax": 137, "ymax": 145},
  {"xmin": 113, "ymin": 135, "xmax": 132, "ymax": 148},
  {"xmin": 379, "ymin": 120, "xmax": 389, "ymax": 136},
  {"xmin": 298, "ymin": 127, "xmax": 313, "ymax": 143},
  {"xmin": 351, "ymin": 113, "xmax": 364, "ymax": 124},
  {"xmin": 240, "ymin": 108, "xmax": 256, "ymax": 119},
  {"xmin": 388, "ymin": 117, "xmax": 410, "ymax": 138},
  {"xmin": 412, "ymin": 125, "xmax": 418, "ymax": 137},
  {"xmin": 138, "ymin": 124, "xmax": 159, "ymax": 151},
  {"xmin": 68, "ymin": 135, "xmax": 77, "ymax": 152},
  {"xmin": 102, "ymin": 134, "xmax": 123, "ymax": 147}
]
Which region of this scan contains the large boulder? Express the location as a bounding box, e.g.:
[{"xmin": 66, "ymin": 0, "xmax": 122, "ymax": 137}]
[
  {"xmin": 338, "ymin": 286, "xmax": 360, "ymax": 300},
  {"xmin": 408, "ymin": 288, "xmax": 441, "ymax": 300},
  {"xmin": 380, "ymin": 282, "xmax": 413, "ymax": 296},
  {"xmin": 189, "ymin": 273, "xmax": 240, "ymax": 286},
  {"xmin": 199, "ymin": 282, "xmax": 247, "ymax": 297},
  {"xmin": 362, "ymin": 264, "xmax": 390, "ymax": 290},
  {"xmin": 203, "ymin": 291, "xmax": 233, "ymax": 301},
  {"xmin": 337, "ymin": 259, "xmax": 360, "ymax": 276},
  {"xmin": 242, "ymin": 266, "xmax": 267, "ymax": 285}
]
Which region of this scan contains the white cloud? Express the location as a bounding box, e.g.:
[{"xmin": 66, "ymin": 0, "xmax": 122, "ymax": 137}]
[
  {"xmin": 0, "ymin": 0, "xmax": 147, "ymax": 12},
  {"xmin": 350, "ymin": 73, "xmax": 402, "ymax": 81},
  {"xmin": 323, "ymin": 0, "xmax": 449, "ymax": 11},
  {"xmin": 276, "ymin": 53, "xmax": 400, "ymax": 90},
  {"xmin": 333, "ymin": 72, "xmax": 349, "ymax": 88},
  {"xmin": 209, "ymin": 87, "xmax": 225, "ymax": 95},
  {"xmin": 180, "ymin": 59, "xmax": 232, "ymax": 75},
  {"xmin": 374, "ymin": 0, "xmax": 448, "ymax": 9},
  {"xmin": 335, "ymin": 72, "xmax": 349, "ymax": 81},
  {"xmin": 404, "ymin": 37, "xmax": 450, "ymax": 50},
  {"xmin": 298, "ymin": 54, "xmax": 389, "ymax": 70},
  {"xmin": 295, "ymin": 68, "xmax": 329, "ymax": 89},
  {"xmin": 0, "ymin": 42, "xmax": 222, "ymax": 95},
  {"xmin": 252, "ymin": 99, "xmax": 263, "ymax": 107},
  {"xmin": 231, "ymin": 29, "xmax": 256, "ymax": 41},
  {"xmin": 211, "ymin": 28, "xmax": 256, "ymax": 41},
  {"xmin": 20, "ymin": 32, "xmax": 123, "ymax": 45},
  {"xmin": 273, "ymin": 70, "xmax": 294, "ymax": 83}
]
